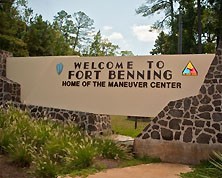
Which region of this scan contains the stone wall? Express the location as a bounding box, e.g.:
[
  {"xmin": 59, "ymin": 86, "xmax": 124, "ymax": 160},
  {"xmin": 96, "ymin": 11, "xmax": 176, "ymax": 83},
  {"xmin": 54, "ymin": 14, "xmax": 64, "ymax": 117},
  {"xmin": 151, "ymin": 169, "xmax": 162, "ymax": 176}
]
[
  {"xmin": 0, "ymin": 51, "xmax": 21, "ymax": 103},
  {"xmin": 134, "ymin": 42, "xmax": 222, "ymax": 164},
  {"xmin": 0, "ymin": 50, "xmax": 111, "ymax": 135}
]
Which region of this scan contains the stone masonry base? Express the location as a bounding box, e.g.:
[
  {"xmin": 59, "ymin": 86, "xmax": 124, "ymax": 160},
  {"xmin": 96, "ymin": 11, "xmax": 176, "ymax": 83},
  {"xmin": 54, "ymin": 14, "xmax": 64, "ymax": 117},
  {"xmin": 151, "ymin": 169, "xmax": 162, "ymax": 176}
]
[{"xmin": 134, "ymin": 138, "xmax": 222, "ymax": 164}]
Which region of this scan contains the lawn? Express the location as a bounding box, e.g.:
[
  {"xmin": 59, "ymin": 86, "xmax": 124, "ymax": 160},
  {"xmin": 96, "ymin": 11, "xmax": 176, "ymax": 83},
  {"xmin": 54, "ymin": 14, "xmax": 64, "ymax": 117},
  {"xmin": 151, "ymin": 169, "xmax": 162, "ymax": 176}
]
[
  {"xmin": 180, "ymin": 161, "xmax": 222, "ymax": 178},
  {"xmin": 111, "ymin": 115, "xmax": 149, "ymax": 137}
]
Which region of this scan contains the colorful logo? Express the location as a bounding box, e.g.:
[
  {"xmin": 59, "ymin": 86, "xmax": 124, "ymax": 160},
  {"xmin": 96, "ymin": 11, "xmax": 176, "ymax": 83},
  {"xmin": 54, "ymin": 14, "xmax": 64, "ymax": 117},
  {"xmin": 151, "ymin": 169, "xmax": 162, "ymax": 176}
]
[
  {"xmin": 182, "ymin": 61, "xmax": 198, "ymax": 76},
  {"xmin": 56, "ymin": 63, "xmax": 63, "ymax": 75}
]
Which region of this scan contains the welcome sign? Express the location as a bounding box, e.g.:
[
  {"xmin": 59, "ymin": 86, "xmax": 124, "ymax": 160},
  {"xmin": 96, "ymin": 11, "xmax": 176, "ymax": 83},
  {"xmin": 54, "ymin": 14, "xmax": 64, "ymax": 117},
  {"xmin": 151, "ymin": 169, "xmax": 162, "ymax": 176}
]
[
  {"xmin": 7, "ymin": 54, "xmax": 214, "ymax": 117},
  {"xmin": 62, "ymin": 60, "xmax": 181, "ymax": 88}
]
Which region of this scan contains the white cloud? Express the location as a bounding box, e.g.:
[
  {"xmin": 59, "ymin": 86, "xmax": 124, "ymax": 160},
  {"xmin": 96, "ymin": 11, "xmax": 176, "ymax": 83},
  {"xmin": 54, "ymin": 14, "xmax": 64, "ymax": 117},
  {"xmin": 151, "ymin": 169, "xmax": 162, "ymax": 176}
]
[
  {"xmin": 132, "ymin": 25, "xmax": 158, "ymax": 42},
  {"xmin": 103, "ymin": 26, "xmax": 113, "ymax": 31},
  {"xmin": 108, "ymin": 32, "xmax": 124, "ymax": 41},
  {"xmin": 103, "ymin": 32, "xmax": 124, "ymax": 41}
]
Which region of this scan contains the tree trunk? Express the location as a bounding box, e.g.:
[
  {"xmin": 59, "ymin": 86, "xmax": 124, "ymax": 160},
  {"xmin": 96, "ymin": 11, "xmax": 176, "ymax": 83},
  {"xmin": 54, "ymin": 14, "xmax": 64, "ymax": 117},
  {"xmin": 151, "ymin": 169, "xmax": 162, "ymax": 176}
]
[
  {"xmin": 197, "ymin": 0, "xmax": 202, "ymax": 53},
  {"xmin": 216, "ymin": 33, "xmax": 222, "ymax": 50},
  {"xmin": 169, "ymin": 0, "xmax": 174, "ymax": 33},
  {"xmin": 178, "ymin": 7, "xmax": 183, "ymax": 54},
  {"xmin": 73, "ymin": 27, "xmax": 80, "ymax": 52}
]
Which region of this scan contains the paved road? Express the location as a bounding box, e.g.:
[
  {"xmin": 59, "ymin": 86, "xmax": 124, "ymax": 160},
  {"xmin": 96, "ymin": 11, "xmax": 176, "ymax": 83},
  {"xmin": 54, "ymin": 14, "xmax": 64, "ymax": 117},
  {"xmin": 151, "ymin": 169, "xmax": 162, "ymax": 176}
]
[{"xmin": 71, "ymin": 163, "xmax": 192, "ymax": 178}]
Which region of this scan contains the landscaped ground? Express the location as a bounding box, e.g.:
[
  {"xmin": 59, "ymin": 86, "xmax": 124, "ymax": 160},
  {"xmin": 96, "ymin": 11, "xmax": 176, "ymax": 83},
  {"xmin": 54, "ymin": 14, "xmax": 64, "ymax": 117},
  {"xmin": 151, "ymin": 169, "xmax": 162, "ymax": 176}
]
[
  {"xmin": 0, "ymin": 155, "xmax": 29, "ymax": 178},
  {"xmin": 0, "ymin": 109, "xmax": 157, "ymax": 178},
  {"xmin": 83, "ymin": 163, "xmax": 192, "ymax": 178},
  {"xmin": 0, "ymin": 113, "xmax": 222, "ymax": 178}
]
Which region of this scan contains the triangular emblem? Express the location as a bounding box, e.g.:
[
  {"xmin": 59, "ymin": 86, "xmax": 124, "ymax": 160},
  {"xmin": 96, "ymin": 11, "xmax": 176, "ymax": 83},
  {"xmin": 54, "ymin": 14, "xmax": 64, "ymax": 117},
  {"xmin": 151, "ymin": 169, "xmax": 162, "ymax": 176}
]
[{"xmin": 182, "ymin": 61, "xmax": 198, "ymax": 76}]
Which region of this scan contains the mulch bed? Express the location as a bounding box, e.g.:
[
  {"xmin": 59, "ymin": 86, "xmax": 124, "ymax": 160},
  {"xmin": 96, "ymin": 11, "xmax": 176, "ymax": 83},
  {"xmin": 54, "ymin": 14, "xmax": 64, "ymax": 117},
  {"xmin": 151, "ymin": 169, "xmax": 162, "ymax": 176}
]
[{"xmin": 0, "ymin": 155, "xmax": 30, "ymax": 178}]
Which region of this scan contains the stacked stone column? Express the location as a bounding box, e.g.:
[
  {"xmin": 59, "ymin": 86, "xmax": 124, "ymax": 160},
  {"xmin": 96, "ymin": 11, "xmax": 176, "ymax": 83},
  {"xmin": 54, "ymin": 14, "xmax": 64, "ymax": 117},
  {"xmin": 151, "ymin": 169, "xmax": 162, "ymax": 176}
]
[
  {"xmin": 134, "ymin": 43, "xmax": 222, "ymax": 164},
  {"xmin": 0, "ymin": 50, "xmax": 21, "ymax": 103}
]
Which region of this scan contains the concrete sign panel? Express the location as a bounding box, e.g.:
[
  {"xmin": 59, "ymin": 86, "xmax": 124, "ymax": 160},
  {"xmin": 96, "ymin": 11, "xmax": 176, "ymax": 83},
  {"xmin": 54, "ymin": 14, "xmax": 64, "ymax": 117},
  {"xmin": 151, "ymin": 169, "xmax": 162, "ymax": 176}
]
[{"xmin": 7, "ymin": 55, "xmax": 214, "ymax": 117}]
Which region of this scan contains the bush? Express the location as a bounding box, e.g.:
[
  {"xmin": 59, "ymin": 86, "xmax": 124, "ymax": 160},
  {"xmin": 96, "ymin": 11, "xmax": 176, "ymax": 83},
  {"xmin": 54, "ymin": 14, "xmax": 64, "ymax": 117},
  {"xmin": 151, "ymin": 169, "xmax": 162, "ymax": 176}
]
[
  {"xmin": 96, "ymin": 139, "xmax": 131, "ymax": 160},
  {"xmin": 65, "ymin": 138, "xmax": 97, "ymax": 170},
  {"xmin": 0, "ymin": 108, "xmax": 31, "ymax": 153},
  {"xmin": 8, "ymin": 137, "xmax": 33, "ymax": 167},
  {"xmin": 32, "ymin": 148, "xmax": 60, "ymax": 178},
  {"xmin": 210, "ymin": 151, "xmax": 222, "ymax": 171},
  {"xmin": 0, "ymin": 107, "xmax": 131, "ymax": 177},
  {"xmin": 0, "ymin": 127, "xmax": 17, "ymax": 153}
]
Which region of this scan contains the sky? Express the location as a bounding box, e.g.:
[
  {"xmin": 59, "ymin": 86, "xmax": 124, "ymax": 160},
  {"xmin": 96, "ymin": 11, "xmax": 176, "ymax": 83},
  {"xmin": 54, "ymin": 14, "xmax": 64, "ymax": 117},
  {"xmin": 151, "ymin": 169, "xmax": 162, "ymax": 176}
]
[{"xmin": 28, "ymin": 0, "xmax": 161, "ymax": 56}]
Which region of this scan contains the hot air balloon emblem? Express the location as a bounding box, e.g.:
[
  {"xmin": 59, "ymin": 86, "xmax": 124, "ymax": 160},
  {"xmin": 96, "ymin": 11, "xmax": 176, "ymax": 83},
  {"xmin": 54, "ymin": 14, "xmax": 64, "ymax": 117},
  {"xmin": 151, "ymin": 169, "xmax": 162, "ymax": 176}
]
[{"xmin": 56, "ymin": 63, "xmax": 63, "ymax": 75}]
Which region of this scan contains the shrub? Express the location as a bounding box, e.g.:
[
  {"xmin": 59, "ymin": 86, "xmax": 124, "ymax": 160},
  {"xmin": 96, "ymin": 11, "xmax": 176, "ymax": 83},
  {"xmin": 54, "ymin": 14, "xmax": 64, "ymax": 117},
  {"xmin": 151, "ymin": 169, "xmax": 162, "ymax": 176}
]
[
  {"xmin": 0, "ymin": 108, "xmax": 32, "ymax": 153},
  {"xmin": 8, "ymin": 137, "xmax": 33, "ymax": 167},
  {"xmin": 210, "ymin": 151, "xmax": 222, "ymax": 171},
  {"xmin": 29, "ymin": 120, "xmax": 52, "ymax": 150},
  {"xmin": 0, "ymin": 109, "xmax": 8, "ymax": 128},
  {"xmin": 0, "ymin": 127, "xmax": 17, "ymax": 153},
  {"xmin": 43, "ymin": 134, "xmax": 69, "ymax": 164},
  {"xmin": 0, "ymin": 107, "xmax": 131, "ymax": 177},
  {"xmin": 96, "ymin": 139, "xmax": 131, "ymax": 160},
  {"xmin": 65, "ymin": 138, "xmax": 97, "ymax": 170},
  {"xmin": 32, "ymin": 148, "xmax": 60, "ymax": 178}
]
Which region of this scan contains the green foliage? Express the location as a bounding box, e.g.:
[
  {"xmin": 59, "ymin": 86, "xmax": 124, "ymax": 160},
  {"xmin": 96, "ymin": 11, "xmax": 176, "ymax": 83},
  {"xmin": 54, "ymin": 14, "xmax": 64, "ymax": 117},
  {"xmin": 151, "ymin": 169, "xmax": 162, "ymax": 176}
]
[
  {"xmin": 88, "ymin": 31, "xmax": 119, "ymax": 56},
  {"xmin": 119, "ymin": 156, "xmax": 161, "ymax": 167},
  {"xmin": 25, "ymin": 15, "xmax": 65, "ymax": 56},
  {"xmin": 0, "ymin": 127, "xmax": 17, "ymax": 153},
  {"xmin": 210, "ymin": 152, "xmax": 222, "ymax": 171},
  {"xmin": 0, "ymin": 107, "xmax": 131, "ymax": 178},
  {"xmin": 181, "ymin": 161, "xmax": 222, "ymax": 178},
  {"xmin": 0, "ymin": 0, "xmax": 29, "ymax": 56},
  {"xmin": 120, "ymin": 50, "xmax": 134, "ymax": 56},
  {"xmin": 136, "ymin": 0, "xmax": 175, "ymax": 30},
  {"xmin": 1, "ymin": 1, "xmax": 121, "ymax": 56},
  {"xmin": 150, "ymin": 31, "xmax": 175, "ymax": 55},
  {"xmin": 0, "ymin": 0, "xmax": 19, "ymax": 36},
  {"xmin": 32, "ymin": 148, "xmax": 60, "ymax": 178},
  {"xmin": 0, "ymin": 34, "xmax": 28, "ymax": 56},
  {"xmin": 137, "ymin": 0, "xmax": 221, "ymax": 54},
  {"xmin": 0, "ymin": 108, "xmax": 29, "ymax": 153},
  {"xmin": 96, "ymin": 139, "xmax": 131, "ymax": 160},
  {"xmin": 53, "ymin": 10, "xmax": 74, "ymax": 43},
  {"xmin": 89, "ymin": 30, "xmax": 103, "ymax": 56},
  {"xmin": 111, "ymin": 115, "xmax": 149, "ymax": 137},
  {"xmin": 72, "ymin": 11, "xmax": 95, "ymax": 52},
  {"xmin": 8, "ymin": 137, "xmax": 33, "ymax": 167},
  {"xmin": 66, "ymin": 140, "xmax": 96, "ymax": 170}
]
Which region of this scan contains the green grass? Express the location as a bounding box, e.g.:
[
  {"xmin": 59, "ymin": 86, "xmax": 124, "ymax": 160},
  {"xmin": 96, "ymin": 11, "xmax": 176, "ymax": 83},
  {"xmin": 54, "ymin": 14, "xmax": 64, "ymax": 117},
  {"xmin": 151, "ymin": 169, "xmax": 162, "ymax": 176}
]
[
  {"xmin": 180, "ymin": 161, "xmax": 222, "ymax": 178},
  {"xmin": 67, "ymin": 167, "xmax": 100, "ymax": 178},
  {"xmin": 0, "ymin": 107, "xmax": 131, "ymax": 178},
  {"xmin": 111, "ymin": 115, "xmax": 149, "ymax": 137},
  {"xmin": 119, "ymin": 156, "xmax": 161, "ymax": 167}
]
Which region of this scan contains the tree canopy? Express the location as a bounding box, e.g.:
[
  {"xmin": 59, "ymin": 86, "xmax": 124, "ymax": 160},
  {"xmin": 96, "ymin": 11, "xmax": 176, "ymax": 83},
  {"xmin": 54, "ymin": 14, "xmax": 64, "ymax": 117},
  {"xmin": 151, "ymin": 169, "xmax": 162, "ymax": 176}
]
[
  {"xmin": 137, "ymin": 0, "xmax": 222, "ymax": 54},
  {"xmin": 0, "ymin": 0, "xmax": 120, "ymax": 56},
  {"xmin": 1, "ymin": 0, "xmax": 221, "ymax": 56}
]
